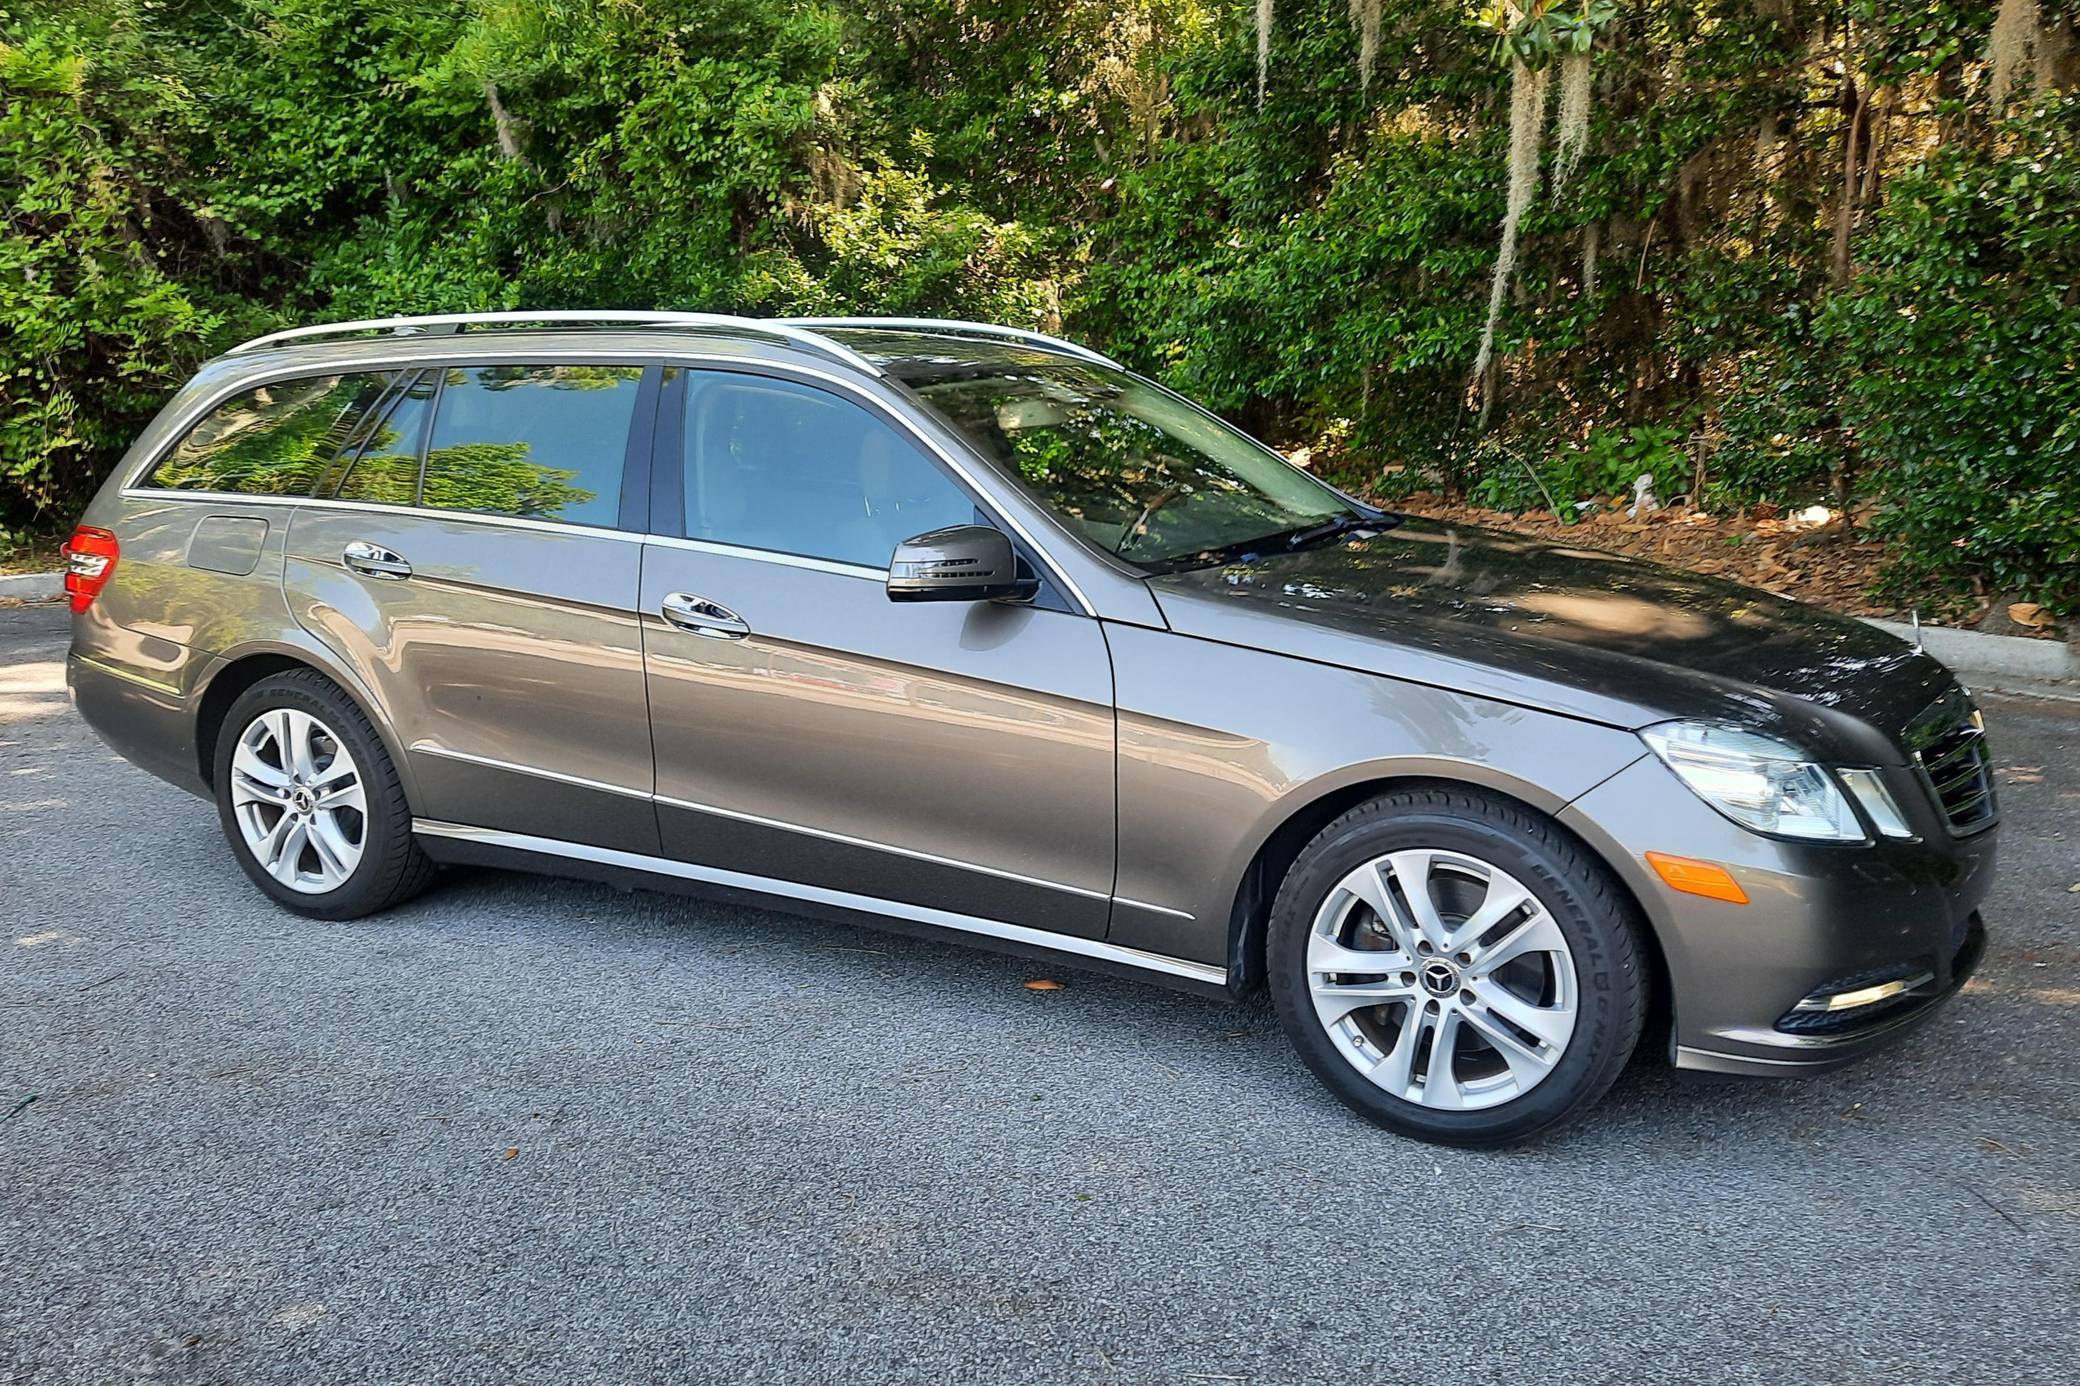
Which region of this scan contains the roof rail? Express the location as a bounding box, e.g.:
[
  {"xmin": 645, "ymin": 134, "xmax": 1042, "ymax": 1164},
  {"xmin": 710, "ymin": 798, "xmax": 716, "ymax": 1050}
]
[
  {"xmin": 777, "ymin": 317, "xmax": 1121, "ymax": 369},
  {"xmin": 224, "ymin": 311, "xmax": 882, "ymax": 376}
]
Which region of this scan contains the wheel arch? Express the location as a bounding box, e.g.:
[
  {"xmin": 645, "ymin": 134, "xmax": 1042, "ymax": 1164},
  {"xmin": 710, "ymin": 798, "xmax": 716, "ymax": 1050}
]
[
  {"xmin": 192, "ymin": 642, "xmax": 420, "ymax": 808},
  {"xmin": 1223, "ymin": 770, "xmax": 1674, "ymax": 1055}
]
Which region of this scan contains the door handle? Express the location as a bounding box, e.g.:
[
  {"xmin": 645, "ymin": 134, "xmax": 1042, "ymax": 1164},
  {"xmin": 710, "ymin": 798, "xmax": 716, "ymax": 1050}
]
[
  {"xmin": 342, "ymin": 540, "xmax": 413, "ymax": 580},
  {"xmin": 660, "ymin": 592, "xmax": 751, "ymax": 639}
]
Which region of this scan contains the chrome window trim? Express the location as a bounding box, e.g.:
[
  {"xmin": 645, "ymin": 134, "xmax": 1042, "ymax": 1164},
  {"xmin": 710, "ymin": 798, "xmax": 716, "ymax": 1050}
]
[
  {"xmin": 411, "ymin": 819, "xmax": 1227, "ymax": 987},
  {"xmin": 641, "ymin": 534, "xmax": 887, "ymax": 582},
  {"xmin": 127, "ymin": 349, "xmax": 1095, "ymax": 616},
  {"xmin": 408, "ymin": 742, "xmax": 652, "ymax": 801},
  {"xmin": 654, "ymin": 792, "xmax": 1109, "ymax": 902},
  {"xmin": 118, "ymin": 487, "xmax": 650, "ymax": 544}
]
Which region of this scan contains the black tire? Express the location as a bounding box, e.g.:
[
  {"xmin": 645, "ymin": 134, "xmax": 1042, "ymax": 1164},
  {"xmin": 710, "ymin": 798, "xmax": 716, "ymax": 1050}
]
[
  {"xmin": 1267, "ymin": 785, "xmax": 1647, "ymax": 1148},
  {"xmin": 212, "ymin": 669, "xmax": 436, "ymax": 920}
]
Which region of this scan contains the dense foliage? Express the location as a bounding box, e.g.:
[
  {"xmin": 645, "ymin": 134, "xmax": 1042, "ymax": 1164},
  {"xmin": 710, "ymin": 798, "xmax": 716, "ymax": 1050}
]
[{"xmin": 4, "ymin": 1, "xmax": 2076, "ymax": 612}]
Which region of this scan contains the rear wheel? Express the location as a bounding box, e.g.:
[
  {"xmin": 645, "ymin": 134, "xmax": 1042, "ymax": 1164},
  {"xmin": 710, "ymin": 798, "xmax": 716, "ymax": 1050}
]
[
  {"xmin": 1267, "ymin": 786, "xmax": 1646, "ymax": 1147},
  {"xmin": 212, "ymin": 671, "xmax": 434, "ymax": 919}
]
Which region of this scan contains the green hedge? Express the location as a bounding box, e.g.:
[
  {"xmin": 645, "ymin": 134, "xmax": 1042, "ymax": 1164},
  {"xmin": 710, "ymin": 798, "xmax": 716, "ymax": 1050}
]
[{"xmin": 3, "ymin": 1, "xmax": 2075, "ymax": 614}]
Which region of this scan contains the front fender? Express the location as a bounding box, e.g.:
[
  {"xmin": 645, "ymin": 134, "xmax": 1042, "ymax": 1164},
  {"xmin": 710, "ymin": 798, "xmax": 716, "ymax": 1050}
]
[{"xmin": 1102, "ymin": 624, "xmax": 1644, "ymax": 965}]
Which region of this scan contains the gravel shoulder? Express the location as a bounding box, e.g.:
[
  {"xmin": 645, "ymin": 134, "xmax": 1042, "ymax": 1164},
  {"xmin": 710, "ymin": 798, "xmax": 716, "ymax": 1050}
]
[{"xmin": 3, "ymin": 604, "xmax": 2075, "ymax": 1385}]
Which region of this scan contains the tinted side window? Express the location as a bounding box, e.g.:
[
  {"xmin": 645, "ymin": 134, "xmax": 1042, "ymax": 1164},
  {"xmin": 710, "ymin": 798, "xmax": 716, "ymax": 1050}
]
[
  {"xmin": 331, "ymin": 373, "xmax": 435, "ymax": 506},
  {"xmin": 683, "ymin": 373, "xmax": 975, "ymax": 568},
  {"xmin": 149, "ymin": 373, "xmax": 400, "ymax": 496},
  {"xmin": 421, "ymin": 365, "xmax": 643, "ymax": 526}
]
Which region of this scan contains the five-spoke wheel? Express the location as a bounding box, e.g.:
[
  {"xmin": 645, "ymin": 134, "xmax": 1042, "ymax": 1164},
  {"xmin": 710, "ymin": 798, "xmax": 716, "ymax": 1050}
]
[
  {"xmin": 1306, "ymin": 849, "xmax": 1579, "ymax": 1111},
  {"xmin": 212, "ymin": 670, "xmax": 435, "ymax": 919},
  {"xmin": 228, "ymin": 708, "xmax": 367, "ymax": 893},
  {"xmin": 1270, "ymin": 787, "xmax": 1645, "ymax": 1146}
]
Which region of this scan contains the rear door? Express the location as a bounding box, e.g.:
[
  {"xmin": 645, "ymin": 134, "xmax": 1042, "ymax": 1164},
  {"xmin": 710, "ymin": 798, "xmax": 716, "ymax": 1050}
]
[
  {"xmin": 638, "ymin": 365, "xmax": 1117, "ymax": 938},
  {"xmin": 285, "ymin": 360, "xmax": 661, "ymax": 852}
]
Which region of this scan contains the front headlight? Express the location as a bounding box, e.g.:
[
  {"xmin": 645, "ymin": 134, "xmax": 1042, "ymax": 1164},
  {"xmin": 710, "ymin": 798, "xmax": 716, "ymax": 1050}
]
[{"xmin": 1640, "ymin": 721, "xmax": 1865, "ymax": 842}]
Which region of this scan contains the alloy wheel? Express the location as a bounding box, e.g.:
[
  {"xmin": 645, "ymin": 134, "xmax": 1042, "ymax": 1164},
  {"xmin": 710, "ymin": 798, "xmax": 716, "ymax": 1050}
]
[
  {"xmin": 228, "ymin": 708, "xmax": 367, "ymax": 894},
  {"xmin": 1306, "ymin": 849, "xmax": 1579, "ymax": 1111}
]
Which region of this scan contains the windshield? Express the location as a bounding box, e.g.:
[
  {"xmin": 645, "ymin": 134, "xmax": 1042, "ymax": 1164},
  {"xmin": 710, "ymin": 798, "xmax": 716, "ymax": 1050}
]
[{"xmin": 903, "ymin": 361, "xmax": 1361, "ymax": 572}]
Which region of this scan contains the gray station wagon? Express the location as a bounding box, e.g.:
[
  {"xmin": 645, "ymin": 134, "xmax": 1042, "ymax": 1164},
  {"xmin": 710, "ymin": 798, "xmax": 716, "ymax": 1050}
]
[{"xmin": 64, "ymin": 311, "xmax": 1998, "ymax": 1145}]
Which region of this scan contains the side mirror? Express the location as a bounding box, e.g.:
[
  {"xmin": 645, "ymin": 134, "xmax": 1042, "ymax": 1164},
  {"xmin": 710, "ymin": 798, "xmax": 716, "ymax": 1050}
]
[{"xmin": 886, "ymin": 525, "xmax": 1039, "ymax": 604}]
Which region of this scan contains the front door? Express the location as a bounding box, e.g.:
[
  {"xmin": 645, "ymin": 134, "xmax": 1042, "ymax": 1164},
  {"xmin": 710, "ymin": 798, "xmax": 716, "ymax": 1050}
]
[
  {"xmin": 639, "ymin": 366, "xmax": 1116, "ymax": 938},
  {"xmin": 285, "ymin": 360, "xmax": 659, "ymax": 852}
]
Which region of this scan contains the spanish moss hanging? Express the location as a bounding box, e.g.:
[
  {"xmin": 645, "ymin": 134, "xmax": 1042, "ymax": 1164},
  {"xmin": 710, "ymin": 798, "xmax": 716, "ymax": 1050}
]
[{"xmin": 1469, "ymin": 2, "xmax": 1619, "ymax": 415}]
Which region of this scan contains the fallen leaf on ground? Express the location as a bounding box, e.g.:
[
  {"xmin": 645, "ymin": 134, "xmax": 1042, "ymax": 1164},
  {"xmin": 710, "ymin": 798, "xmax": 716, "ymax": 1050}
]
[
  {"xmin": 1023, "ymin": 979, "xmax": 1063, "ymax": 991},
  {"xmin": 2007, "ymin": 602, "xmax": 2054, "ymax": 629},
  {"xmin": 501, "ymin": 1147, "xmax": 519, "ymax": 1161}
]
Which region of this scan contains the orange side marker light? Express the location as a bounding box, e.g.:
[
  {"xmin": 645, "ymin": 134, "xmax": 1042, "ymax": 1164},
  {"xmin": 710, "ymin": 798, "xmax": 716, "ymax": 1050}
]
[{"xmin": 1645, "ymin": 852, "xmax": 1749, "ymax": 905}]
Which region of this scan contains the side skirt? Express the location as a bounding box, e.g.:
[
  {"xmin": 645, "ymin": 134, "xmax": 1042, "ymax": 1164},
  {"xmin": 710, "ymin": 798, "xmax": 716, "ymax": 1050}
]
[{"xmin": 412, "ymin": 819, "xmax": 1231, "ymax": 998}]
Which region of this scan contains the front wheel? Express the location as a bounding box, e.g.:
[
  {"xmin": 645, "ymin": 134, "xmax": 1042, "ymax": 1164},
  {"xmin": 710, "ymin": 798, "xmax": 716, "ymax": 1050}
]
[
  {"xmin": 212, "ymin": 670, "xmax": 435, "ymax": 919},
  {"xmin": 1267, "ymin": 786, "xmax": 1647, "ymax": 1147}
]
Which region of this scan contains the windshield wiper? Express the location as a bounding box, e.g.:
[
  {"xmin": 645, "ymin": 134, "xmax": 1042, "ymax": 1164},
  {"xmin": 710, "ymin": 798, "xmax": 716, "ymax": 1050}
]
[
  {"xmin": 1274, "ymin": 513, "xmax": 1384, "ymax": 551},
  {"xmin": 1142, "ymin": 535, "xmax": 1286, "ymax": 574},
  {"xmin": 1139, "ymin": 513, "xmax": 1386, "ymax": 575}
]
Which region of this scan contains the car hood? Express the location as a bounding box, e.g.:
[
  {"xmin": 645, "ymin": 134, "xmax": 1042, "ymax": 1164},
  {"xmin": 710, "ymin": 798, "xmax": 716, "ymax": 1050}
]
[{"xmin": 1146, "ymin": 516, "xmax": 1953, "ymax": 764}]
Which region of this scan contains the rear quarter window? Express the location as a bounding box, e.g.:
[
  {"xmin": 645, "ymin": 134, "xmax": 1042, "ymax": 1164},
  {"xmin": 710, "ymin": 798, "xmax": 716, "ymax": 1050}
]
[
  {"xmin": 419, "ymin": 364, "xmax": 643, "ymax": 526},
  {"xmin": 146, "ymin": 373, "xmax": 401, "ymax": 496}
]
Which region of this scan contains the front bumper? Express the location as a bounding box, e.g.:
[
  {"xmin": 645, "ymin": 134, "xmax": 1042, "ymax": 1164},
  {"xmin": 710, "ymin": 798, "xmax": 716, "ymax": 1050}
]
[
  {"xmin": 1672, "ymin": 913, "xmax": 1985, "ymax": 1074},
  {"xmin": 1560, "ymin": 753, "xmax": 1998, "ymax": 1078}
]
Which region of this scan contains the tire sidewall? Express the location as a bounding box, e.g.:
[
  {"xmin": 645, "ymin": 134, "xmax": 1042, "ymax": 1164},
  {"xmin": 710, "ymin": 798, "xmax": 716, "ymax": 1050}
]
[
  {"xmin": 212, "ymin": 676, "xmax": 411, "ymax": 920},
  {"xmin": 1268, "ymin": 797, "xmax": 1641, "ymax": 1146}
]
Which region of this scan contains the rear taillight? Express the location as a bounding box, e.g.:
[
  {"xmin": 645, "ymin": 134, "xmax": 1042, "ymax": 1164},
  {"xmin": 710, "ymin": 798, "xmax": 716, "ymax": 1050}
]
[{"xmin": 62, "ymin": 526, "xmax": 119, "ymax": 614}]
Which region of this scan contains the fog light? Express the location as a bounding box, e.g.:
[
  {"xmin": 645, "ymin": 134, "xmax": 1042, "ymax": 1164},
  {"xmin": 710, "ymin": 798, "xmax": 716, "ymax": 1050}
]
[{"xmin": 1791, "ymin": 970, "xmax": 1934, "ymax": 1013}]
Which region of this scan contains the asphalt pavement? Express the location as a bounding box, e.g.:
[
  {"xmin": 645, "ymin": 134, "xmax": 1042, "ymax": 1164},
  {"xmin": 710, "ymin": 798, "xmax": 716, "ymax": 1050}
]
[{"xmin": 3, "ymin": 602, "xmax": 2075, "ymax": 1385}]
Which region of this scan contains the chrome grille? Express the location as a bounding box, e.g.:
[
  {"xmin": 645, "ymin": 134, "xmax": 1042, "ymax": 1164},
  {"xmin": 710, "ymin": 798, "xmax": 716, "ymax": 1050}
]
[{"xmin": 1905, "ymin": 691, "xmax": 1997, "ymax": 833}]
